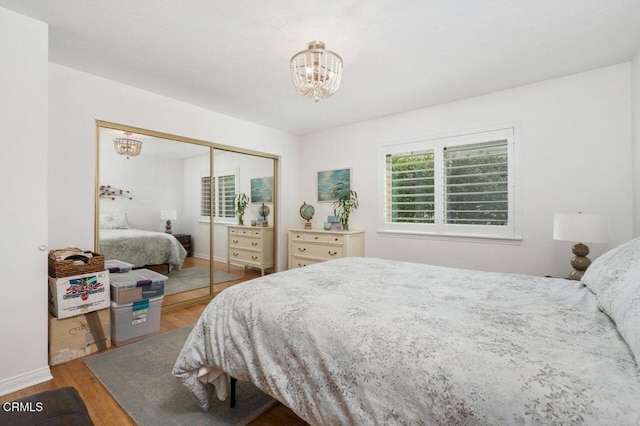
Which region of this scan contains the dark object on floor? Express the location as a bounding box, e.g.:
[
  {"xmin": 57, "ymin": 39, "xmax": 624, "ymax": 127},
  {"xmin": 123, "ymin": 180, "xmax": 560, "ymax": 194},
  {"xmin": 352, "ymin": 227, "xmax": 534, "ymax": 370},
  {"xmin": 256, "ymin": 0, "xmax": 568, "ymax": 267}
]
[{"xmin": 0, "ymin": 386, "xmax": 93, "ymax": 426}]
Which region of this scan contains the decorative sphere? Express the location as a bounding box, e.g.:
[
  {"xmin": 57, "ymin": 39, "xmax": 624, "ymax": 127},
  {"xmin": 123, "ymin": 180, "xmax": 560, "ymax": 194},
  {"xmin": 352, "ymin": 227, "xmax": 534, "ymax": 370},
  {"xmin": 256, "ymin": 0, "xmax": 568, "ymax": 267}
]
[
  {"xmin": 258, "ymin": 203, "xmax": 270, "ymax": 218},
  {"xmin": 299, "ymin": 202, "xmax": 315, "ymax": 221}
]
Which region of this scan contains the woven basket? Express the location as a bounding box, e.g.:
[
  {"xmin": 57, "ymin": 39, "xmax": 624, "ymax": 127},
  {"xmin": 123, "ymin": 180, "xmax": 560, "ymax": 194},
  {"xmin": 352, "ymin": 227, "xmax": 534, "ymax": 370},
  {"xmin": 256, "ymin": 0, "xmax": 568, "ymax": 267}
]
[{"xmin": 48, "ymin": 249, "xmax": 105, "ymax": 278}]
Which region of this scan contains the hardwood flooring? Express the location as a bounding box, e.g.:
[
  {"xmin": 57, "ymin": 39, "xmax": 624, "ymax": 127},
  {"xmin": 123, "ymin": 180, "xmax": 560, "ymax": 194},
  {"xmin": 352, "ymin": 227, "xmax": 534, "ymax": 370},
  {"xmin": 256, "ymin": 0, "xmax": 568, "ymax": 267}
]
[{"xmin": 0, "ymin": 260, "xmax": 307, "ymax": 425}]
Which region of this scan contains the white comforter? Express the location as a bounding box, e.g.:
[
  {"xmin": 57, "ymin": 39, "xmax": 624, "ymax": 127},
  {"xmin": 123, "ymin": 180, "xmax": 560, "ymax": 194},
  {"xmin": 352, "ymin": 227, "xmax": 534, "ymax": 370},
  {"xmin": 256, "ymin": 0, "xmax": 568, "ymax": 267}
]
[
  {"xmin": 100, "ymin": 228, "xmax": 187, "ymax": 269},
  {"xmin": 173, "ymin": 257, "xmax": 640, "ymax": 425}
]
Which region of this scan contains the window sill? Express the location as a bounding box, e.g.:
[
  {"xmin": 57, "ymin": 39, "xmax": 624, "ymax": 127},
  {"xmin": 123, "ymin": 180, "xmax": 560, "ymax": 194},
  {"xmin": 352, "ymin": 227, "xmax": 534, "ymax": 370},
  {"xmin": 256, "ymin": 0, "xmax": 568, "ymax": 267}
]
[{"xmin": 376, "ymin": 229, "xmax": 523, "ymax": 244}]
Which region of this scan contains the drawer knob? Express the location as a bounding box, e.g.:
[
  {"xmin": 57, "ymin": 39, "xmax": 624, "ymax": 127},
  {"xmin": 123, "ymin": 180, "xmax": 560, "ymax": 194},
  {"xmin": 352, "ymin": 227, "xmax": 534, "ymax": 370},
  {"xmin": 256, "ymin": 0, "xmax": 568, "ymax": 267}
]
[
  {"xmin": 328, "ymin": 251, "xmax": 337, "ymax": 256},
  {"xmin": 314, "ymin": 236, "xmax": 318, "ymax": 239},
  {"xmin": 298, "ymin": 247, "xmax": 306, "ymax": 252},
  {"xmin": 298, "ymin": 263, "xmax": 304, "ymax": 267}
]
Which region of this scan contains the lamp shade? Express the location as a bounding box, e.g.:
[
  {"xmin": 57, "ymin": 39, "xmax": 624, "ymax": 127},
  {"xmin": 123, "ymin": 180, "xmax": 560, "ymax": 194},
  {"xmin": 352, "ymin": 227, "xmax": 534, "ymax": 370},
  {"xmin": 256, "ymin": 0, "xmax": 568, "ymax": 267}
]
[
  {"xmin": 161, "ymin": 210, "xmax": 177, "ymax": 221},
  {"xmin": 553, "ymin": 212, "xmax": 608, "ymax": 243}
]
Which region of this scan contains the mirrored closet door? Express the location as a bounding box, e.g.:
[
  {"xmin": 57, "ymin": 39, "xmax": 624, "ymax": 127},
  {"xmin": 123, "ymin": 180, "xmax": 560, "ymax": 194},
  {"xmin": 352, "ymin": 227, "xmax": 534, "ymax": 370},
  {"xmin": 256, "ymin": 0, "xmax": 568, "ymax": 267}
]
[{"xmin": 95, "ymin": 121, "xmax": 278, "ymax": 311}]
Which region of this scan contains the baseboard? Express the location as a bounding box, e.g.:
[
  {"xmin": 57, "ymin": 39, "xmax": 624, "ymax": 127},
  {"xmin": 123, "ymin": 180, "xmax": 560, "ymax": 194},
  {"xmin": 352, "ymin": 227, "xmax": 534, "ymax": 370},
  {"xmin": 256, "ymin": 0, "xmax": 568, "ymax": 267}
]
[{"xmin": 0, "ymin": 366, "xmax": 53, "ymax": 397}]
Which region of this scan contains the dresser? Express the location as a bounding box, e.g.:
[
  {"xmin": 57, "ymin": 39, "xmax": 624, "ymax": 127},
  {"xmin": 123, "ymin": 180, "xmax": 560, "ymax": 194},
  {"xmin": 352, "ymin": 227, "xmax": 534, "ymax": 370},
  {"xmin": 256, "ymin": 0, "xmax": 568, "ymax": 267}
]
[
  {"xmin": 172, "ymin": 234, "xmax": 192, "ymax": 257},
  {"xmin": 227, "ymin": 226, "xmax": 274, "ymax": 276},
  {"xmin": 288, "ymin": 229, "xmax": 365, "ymax": 269}
]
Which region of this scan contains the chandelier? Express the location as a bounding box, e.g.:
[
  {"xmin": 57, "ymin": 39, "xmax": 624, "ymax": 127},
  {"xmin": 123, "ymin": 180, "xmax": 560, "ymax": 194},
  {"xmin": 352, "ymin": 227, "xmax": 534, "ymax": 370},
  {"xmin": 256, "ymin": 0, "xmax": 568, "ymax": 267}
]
[
  {"xmin": 113, "ymin": 131, "xmax": 142, "ymax": 158},
  {"xmin": 290, "ymin": 41, "xmax": 343, "ymax": 102}
]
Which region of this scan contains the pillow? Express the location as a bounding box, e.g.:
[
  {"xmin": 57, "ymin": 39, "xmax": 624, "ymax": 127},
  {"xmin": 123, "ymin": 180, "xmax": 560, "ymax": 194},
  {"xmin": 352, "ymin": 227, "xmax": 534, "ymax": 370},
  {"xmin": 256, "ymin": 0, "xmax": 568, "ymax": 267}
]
[
  {"xmin": 596, "ymin": 260, "xmax": 640, "ymax": 364},
  {"xmin": 99, "ymin": 213, "xmax": 130, "ymax": 229},
  {"xmin": 581, "ymin": 236, "xmax": 640, "ymax": 295}
]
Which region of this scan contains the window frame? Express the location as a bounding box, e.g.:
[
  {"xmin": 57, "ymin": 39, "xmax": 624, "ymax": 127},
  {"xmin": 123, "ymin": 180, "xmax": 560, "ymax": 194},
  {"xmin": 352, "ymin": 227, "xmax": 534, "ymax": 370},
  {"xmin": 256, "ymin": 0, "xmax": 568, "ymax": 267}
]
[
  {"xmin": 200, "ymin": 167, "xmax": 239, "ymax": 224},
  {"xmin": 378, "ymin": 126, "xmax": 520, "ymax": 240}
]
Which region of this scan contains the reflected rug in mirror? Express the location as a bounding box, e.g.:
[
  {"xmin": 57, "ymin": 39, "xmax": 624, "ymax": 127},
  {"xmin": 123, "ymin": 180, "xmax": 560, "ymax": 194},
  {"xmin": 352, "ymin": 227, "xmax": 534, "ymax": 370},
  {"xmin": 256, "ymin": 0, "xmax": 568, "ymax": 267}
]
[
  {"xmin": 164, "ymin": 267, "xmax": 240, "ymax": 295},
  {"xmin": 84, "ymin": 327, "xmax": 276, "ymax": 425}
]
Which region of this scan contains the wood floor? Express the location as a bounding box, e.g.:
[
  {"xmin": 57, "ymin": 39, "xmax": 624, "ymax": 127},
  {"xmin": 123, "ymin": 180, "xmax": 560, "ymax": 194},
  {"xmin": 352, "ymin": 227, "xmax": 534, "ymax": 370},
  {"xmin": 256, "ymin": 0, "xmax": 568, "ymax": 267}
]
[{"xmin": 0, "ymin": 260, "xmax": 307, "ymax": 426}]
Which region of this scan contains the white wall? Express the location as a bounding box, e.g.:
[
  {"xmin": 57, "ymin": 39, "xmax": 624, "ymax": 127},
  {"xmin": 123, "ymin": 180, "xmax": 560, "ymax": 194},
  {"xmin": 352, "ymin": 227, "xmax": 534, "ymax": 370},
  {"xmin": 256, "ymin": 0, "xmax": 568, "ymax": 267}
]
[
  {"xmin": 0, "ymin": 8, "xmax": 51, "ymax": 395},
  {"xmin": 100, "ymin": 145, "xmax": 186, "ymax": 232},
  {"xmin": 632, "ymin": 48, "xmax": 640, "ymax": 237},
  {"xmin": 49, "ymin": 63, "xmax": 299, "ymax": 272},
  {"xmin": 299, "ymin": 64, "xmax": 633, "ymax": 277}
]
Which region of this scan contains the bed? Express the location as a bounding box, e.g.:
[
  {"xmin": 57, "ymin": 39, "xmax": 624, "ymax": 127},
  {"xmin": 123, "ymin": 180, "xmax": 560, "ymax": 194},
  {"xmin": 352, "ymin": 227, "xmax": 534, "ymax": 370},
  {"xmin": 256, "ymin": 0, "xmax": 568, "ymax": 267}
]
[
  {"xmin": 99, "ymin": 213, "xmax": 187, "ymax": 270},
  {"xmin": 172, "ymin": 238, "xmax": 640, "ymax": 425}
]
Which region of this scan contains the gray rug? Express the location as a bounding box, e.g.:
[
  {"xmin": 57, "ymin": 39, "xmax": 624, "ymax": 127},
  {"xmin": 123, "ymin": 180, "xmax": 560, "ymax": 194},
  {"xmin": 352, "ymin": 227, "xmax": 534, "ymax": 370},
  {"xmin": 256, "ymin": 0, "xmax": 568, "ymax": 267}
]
[
  {"xmin": 84, "ymin": 327, "xmax": 276, "ymax": 425},
  {"xmin": 165, "ymin": 267, "xmax": 240, "ymax": 295}
]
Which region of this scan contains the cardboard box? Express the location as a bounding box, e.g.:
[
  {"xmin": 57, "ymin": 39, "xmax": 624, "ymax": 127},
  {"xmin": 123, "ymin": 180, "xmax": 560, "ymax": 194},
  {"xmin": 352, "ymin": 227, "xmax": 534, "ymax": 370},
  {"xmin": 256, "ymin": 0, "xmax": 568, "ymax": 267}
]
[
  {"xmin": 49, "ymin": 270, "xmax": 110, "ymax": 319},
  {"xmin": 48, "ymin": 309, "xmax": 111, "ymax": 366}
]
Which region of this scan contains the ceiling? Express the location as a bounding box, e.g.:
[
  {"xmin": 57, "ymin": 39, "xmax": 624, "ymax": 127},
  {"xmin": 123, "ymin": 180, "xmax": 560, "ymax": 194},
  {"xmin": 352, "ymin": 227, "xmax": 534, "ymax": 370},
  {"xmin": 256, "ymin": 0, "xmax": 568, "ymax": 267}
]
[{"xmin": 2, "ymin": 1, "xmax": 640, "ymax": 135}]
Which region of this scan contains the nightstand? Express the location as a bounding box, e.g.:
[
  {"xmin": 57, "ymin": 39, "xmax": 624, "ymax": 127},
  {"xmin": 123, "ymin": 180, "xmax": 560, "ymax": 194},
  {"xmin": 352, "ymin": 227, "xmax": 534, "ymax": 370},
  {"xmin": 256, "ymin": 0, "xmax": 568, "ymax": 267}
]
[{"xmin": 173, "ymin": 234, "xmax": 192, "ymax": 257}]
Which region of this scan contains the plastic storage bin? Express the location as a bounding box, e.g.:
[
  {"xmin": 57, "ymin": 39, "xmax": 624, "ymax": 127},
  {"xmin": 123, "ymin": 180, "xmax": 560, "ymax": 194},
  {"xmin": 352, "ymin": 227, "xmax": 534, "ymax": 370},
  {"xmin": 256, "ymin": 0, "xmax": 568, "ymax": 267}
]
[
  {"xmin": 105, "ymin": 259, "xmax": 134, "ymax": 273},
  {"xmin": 109, "ymin": 269, "xmax": 167, "ymax": 304},
  {"xmin": 110, "ymin": 296, "xmax": 162, "ymax": 346}
]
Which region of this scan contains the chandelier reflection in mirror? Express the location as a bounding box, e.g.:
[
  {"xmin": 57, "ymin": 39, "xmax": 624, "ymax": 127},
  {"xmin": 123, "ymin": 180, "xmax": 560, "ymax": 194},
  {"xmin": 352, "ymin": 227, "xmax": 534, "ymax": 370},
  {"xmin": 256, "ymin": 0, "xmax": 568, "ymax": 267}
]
[
  {"xmin": 113, "ymin": 131, "xmax": 142, "ymax": 158},
  {"xmin": 290, "ymin": 41, "xmax": 343, "ymax": 102}
]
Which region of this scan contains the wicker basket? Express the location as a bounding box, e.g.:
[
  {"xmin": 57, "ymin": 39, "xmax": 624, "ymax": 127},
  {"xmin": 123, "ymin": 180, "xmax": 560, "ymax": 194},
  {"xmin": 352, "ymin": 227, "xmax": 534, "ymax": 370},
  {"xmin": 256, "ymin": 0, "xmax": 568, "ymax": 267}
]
[{"xmin": 48, "ymin": 249, "xmax": 105, "ymax": 278}]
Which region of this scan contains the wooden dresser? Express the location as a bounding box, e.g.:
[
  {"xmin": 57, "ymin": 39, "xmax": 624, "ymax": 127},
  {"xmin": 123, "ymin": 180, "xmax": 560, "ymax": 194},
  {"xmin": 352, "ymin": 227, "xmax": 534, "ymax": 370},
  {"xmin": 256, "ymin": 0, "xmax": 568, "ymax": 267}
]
[
  {"xmin": 172, "ymin": 234, "xmax": 192, "ymax": 257},
  {"xmin": 288, "ymin": 228, "xmax": 365, "ymax": 269},
  {"xmin": 227, "ymin": 226, "xmax": 274, "ymax": 276}
]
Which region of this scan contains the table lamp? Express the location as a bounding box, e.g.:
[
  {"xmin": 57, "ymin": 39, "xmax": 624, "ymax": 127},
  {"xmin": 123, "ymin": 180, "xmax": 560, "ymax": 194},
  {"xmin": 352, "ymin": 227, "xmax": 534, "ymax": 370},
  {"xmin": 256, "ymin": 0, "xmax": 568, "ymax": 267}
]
[
  {"xmin": 161, "ymin": 210, "xmax": 177, "ymax": 234},
  {"xmin": 553, "ymin": 212, "xmax": 608, "ymax": 280}
]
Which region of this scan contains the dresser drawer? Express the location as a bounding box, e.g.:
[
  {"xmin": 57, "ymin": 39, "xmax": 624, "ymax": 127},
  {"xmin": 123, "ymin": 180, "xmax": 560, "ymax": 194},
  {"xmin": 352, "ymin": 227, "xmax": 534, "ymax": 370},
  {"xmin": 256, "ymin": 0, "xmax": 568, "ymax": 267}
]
[
  {"xmin": 291, "ymin": 242, "xmax": 343, "ymax": 260},
  {"xmin": 232, "ymin": 228, "xmax": 261, "ymax": 237},
  {"xmin": 228, "ymin": 249, "xmax": 261, "ymax": 266},
  {"xmin": 290, "ymin": 256, "xmax": 320, "ymax": 268},
  {"xmin": 229, "ymin": 236, "xmax": 262, "ymax": 250}
]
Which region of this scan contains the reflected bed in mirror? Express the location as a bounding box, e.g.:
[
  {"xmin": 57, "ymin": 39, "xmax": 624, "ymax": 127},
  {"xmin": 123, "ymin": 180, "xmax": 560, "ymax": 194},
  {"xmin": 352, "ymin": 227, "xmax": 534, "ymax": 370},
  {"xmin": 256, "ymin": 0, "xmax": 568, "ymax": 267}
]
[{"xmin": 96, "ymin": 122, "xmax": 279, "ymax": 311}]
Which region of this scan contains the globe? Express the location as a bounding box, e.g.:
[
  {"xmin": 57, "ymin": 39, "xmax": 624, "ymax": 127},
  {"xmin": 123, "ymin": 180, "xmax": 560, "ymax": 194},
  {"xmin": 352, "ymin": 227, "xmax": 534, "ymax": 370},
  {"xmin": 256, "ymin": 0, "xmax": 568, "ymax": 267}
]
[
  {"xmin": 258, "ymin": 203, "xmax": 270, "ymax": 219},
  {"xmin": 299, "ymin": 202, "xmax": 315, "ymax": 221}
]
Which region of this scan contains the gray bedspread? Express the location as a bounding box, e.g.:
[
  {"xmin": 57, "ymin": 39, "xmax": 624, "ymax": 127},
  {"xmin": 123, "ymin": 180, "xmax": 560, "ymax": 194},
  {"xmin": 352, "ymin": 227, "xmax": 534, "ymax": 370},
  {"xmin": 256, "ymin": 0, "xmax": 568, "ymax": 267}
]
[
  {"xmin": 173, "ymin": 257, "xmax": 640, "ymax": 425},
  {"xmin": 100, "ymin": 228, "xmax": 187, "ymax": 269}
]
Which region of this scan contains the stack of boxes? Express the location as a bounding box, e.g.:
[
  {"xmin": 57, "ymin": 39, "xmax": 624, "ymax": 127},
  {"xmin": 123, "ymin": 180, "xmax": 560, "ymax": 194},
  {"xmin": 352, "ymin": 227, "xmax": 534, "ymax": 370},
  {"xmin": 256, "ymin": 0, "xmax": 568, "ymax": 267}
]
[
  {"xmin": 47, "ymin": 250, "xmax": 169, "ymax": 365},
  {"xmin": 108, "ymin": 267, "xmax": 167, "ymax": 346},
  {"xmin": 48, "ymin": 249, "xmax": 111, "ymax": 366}
]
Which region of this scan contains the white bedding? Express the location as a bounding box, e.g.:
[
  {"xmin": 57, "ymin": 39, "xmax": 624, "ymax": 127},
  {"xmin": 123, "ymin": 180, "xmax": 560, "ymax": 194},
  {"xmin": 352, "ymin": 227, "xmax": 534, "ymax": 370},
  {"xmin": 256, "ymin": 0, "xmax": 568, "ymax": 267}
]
[
  {"xmin": 173, "ymin": 257, "xmax": 640, "ymax": 425},
  {"xmin": 100, "ymin": 228, "xmax": 187, "ymax": 269}
]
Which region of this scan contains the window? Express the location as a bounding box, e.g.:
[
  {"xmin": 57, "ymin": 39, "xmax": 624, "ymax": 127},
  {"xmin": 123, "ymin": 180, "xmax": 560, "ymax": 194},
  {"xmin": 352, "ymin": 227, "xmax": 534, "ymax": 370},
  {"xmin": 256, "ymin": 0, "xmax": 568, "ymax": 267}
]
[
  {"xmin": 380, "ymin": 127, "xmax": 517, "ymax": 239},
  {"xmin": 216, "ymin": 174, "xmax": 236, "ymax": 219},
  {"xmin": 201, "ymin": 169, "xmax": 238, "ymax": 223},
  {"xmin": 200, "ymin": 176, "xmax": 211, "ymax": 217}
]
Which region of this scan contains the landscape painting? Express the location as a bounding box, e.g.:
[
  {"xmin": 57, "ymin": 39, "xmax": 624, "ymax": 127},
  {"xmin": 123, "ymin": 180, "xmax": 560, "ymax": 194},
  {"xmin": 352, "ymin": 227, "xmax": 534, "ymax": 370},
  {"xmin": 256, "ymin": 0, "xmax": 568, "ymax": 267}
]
[
  {"xmin": 251, "ymin": 177, "xmax": 273, "ymax": 203},
  {"xmin": 318, "ymin": 168, "xmax": 351, "ymax": 202}
]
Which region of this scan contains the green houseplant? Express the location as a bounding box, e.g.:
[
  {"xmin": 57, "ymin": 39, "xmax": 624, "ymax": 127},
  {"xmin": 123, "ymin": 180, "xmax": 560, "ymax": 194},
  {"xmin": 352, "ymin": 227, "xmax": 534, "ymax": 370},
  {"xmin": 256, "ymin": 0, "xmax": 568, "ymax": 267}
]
[
  {"xmin": 234, "ymin": 193, "xmax": 249, "ymax": 225},
  {"xmin": 332, "ymin": 181, "xmax": 358, "ymax": 231}
]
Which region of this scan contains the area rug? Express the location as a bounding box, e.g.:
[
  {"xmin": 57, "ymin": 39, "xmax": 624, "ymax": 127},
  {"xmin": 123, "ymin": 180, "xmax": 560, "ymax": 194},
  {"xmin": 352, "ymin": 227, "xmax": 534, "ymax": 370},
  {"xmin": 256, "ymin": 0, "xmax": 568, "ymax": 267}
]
[
  {"xmin": 165, "ymin": 267, "xmax": 240, "ymax": 295},
  {"xmin": 84, "ymin": 327, "xmax": 276, "ymax": 426}
]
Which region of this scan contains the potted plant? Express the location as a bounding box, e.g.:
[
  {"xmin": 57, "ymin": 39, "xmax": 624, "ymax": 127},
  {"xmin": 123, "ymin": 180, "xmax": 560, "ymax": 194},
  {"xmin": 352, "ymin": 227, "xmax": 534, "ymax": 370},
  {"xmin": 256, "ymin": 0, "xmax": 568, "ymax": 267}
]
[
  {"xmin": 234, "ymin": 193, "xmax": 249, "ymax": 225},
  {"xmin": 332, "ymin": 181, "xmax": 358, "ymax": 231}
]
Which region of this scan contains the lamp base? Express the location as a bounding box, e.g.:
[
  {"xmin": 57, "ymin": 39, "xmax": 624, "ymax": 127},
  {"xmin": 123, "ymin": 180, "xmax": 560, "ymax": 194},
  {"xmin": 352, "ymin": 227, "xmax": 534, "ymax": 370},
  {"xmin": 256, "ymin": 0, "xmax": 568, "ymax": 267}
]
[
  {"xmin": 165, "ymin": 220, "xmax": 172, "ymax": 234},
  {"xmin": 567, "ymin": 242, "xmax": 591, "ymax": 281}
]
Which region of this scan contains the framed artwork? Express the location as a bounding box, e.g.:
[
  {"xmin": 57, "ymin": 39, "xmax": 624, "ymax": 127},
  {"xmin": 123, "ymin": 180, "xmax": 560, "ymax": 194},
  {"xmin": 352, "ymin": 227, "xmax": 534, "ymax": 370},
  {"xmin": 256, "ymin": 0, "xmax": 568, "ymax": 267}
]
[
  {"xmin": 250, "ymin": 177, "xmax": 273, "ymax": 203},
  {"xmin": 317, "ymin": 168, "xmax": 351, "ymax": 202}
]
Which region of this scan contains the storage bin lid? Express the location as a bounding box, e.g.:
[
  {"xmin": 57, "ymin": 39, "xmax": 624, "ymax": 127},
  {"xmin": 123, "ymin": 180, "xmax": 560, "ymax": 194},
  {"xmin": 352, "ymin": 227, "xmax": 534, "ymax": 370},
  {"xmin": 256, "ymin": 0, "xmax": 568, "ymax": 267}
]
[
  {"xmin": 109, "ymin": 269, "xmax": 167, "ymax": 289},
  {"xmin": 105, "ymin": 259, "xmax": 134, "ymax": 273},
  {"xmin": 111, "ymin": 295, "xmax": 164, "ymax": 309}
]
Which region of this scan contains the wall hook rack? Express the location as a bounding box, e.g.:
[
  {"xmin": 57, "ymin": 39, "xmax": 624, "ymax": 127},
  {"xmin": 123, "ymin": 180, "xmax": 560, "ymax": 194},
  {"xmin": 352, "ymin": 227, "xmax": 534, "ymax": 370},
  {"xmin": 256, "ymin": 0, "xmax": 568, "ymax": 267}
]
[{"xmin": 100, "ymin": 185, "xmax": 132, "ymax": 200}]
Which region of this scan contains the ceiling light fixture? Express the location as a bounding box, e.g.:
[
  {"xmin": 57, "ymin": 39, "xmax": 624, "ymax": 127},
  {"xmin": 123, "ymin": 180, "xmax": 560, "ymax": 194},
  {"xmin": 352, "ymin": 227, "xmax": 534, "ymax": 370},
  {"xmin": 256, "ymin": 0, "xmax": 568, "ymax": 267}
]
[
  {"xmin": 113, "ymin": 131, "xmax": 142, "ymax": 158},
  {"xmin": 290, "ymin": 41, "xmax": 343, "ymax": 102}
]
